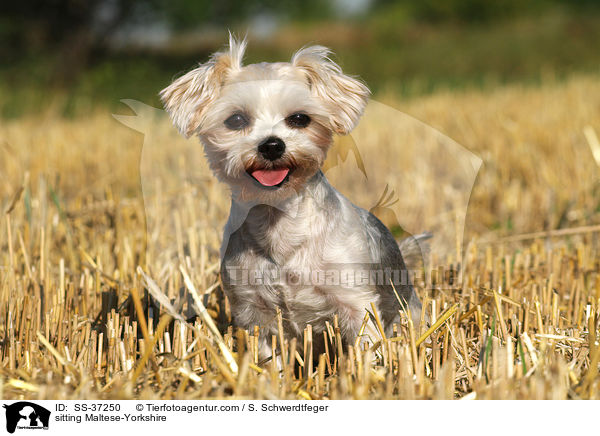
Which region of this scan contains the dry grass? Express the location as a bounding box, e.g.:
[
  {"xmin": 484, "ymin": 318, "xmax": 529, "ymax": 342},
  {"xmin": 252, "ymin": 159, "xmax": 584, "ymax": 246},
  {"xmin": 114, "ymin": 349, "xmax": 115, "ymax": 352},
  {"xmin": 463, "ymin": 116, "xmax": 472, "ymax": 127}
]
[{"xmin": 1, "ymin": 75, "xmax": 600, "ymax": 399}]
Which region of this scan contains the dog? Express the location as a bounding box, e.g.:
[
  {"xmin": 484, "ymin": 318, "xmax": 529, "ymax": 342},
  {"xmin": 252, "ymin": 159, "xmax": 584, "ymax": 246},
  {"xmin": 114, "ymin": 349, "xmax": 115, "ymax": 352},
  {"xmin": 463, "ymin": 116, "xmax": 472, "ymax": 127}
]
[{"xmin": 160, "ymin": 35, "xmax": 426, "ymax": 360}]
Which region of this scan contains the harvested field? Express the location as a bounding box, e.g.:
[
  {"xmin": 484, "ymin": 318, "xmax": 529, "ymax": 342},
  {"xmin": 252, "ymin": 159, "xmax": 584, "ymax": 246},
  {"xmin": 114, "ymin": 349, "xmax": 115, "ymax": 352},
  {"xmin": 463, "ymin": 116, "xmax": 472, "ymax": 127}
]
[{"xmin": 1, "ymin": 75, "xmax": 600, "ymax": 399}]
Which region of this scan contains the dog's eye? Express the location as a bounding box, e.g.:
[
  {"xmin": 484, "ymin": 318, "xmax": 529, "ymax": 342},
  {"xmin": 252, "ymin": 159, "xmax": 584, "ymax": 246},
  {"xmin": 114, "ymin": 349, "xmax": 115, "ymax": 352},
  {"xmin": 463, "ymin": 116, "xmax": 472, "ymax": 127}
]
[
  {"xmin": 224, "ymin": 113, "xmax": 250, "ymax": 130},
  {"xmin": 285, "ymin": 113, "xmax": 311, "ymax": 129}
]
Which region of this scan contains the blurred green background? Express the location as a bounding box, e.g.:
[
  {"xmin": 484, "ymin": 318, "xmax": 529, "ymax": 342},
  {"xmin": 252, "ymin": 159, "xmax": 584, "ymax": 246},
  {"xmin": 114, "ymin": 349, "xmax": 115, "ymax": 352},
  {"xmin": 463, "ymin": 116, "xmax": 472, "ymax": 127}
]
[{"xmin": 1, "ymin": 0, "xmax": 600, "ymax": 117}]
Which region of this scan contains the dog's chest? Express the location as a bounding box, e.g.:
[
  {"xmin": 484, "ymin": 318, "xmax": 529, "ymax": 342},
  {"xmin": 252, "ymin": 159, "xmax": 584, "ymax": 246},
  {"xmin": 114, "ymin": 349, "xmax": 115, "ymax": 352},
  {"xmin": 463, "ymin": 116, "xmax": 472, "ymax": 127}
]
[{"xmin": 224, "ymin": 198, "xmax": 377, "ymax": 338}]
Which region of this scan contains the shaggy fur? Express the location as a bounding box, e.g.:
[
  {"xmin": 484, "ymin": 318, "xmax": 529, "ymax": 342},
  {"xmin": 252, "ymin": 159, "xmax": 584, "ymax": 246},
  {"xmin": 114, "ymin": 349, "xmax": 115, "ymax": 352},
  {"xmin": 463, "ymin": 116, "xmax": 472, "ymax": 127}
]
[{"xmin": 161, "ymin": 35, "xmax": 423, "ymax": 359}]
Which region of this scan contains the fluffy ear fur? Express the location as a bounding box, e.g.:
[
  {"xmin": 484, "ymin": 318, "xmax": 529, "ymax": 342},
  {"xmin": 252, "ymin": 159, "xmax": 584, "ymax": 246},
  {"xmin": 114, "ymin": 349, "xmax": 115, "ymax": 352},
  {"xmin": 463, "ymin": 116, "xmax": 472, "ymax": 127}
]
[
  {"xmin": 292, "ymin": 46, "xmax": 370, "ymax": 135},
  {"xmin": 160, "ymin": 34, "xmax": 247, "ymax": 137}
]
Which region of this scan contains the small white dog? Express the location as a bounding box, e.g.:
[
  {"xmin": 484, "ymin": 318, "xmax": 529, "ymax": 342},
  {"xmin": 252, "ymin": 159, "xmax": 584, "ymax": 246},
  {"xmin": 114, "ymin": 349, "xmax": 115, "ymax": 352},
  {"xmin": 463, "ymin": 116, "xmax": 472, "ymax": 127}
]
[{"xmin": 161, "ymin": 36, "xmax": 424, "ymax": 359}]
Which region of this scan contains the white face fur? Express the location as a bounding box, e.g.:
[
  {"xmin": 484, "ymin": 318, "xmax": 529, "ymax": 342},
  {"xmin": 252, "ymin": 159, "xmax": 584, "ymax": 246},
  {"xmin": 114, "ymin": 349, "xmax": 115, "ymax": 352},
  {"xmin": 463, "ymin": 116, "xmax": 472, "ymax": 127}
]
[{"xmin": 160, "ymin": 36, "xmax": 370, "ymax": 203}]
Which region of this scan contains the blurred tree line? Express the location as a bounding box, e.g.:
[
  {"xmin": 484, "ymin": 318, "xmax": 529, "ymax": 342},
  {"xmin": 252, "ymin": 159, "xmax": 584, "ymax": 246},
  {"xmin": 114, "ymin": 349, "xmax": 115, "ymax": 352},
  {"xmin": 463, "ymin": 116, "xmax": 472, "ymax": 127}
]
[
  {"xmin": 389, "ymin": 0, "xmax": 599, "ymax": 23},
  {"xmin": 0, "ymin": 0, "xmax": 334, "ymax": 81},
  {"xmin": 2, "ymin": 0, "xmax": 596, "ymax": 80},
  {"xmin": 1, "ymin": 0, "xmax": 599, "ymax": 116}
]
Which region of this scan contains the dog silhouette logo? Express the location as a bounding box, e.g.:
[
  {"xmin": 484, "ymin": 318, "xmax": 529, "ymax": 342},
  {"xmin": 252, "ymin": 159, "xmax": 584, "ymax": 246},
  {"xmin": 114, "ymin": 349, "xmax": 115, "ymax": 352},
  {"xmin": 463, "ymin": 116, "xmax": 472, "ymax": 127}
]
[{"xmin": 2, "ymin": 402, "xmax": 50, "ymax": 433}]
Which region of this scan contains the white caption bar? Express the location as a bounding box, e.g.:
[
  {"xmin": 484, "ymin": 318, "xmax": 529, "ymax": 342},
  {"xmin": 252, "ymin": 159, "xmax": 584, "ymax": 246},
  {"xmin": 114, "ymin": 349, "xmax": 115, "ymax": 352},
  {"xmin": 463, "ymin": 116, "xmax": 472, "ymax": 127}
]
[{"xmin": 0, "ymin": 400, "xmax": 589, "ymax": 435}]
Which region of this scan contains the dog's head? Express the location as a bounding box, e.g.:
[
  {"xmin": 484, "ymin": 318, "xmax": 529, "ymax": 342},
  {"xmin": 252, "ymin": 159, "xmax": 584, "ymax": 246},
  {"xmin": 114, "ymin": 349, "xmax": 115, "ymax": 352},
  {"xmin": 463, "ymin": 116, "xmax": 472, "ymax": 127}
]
[{"xmin": 160, "ymin": 35, "xmax": 370, "ymax": 202}]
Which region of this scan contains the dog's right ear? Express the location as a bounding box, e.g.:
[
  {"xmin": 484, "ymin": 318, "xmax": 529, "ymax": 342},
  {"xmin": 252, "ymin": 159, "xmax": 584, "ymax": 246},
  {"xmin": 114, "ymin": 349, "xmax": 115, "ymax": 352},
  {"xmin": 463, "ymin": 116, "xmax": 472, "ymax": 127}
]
[{"xmin": 160, "ymin": 35, "xmax": 246, "ymax": 138}]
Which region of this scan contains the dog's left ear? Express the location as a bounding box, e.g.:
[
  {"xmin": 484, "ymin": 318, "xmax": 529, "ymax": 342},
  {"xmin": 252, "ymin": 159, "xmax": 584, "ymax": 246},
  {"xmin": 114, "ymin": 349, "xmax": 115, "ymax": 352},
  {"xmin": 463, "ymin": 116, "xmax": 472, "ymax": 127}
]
[
  {"xmin": 292, "ymin": 46, "xmax": 370, "ymax": 135},
  {"xmin": 160, "ymin": 34, "xmax": 247, "ymax": 137}
]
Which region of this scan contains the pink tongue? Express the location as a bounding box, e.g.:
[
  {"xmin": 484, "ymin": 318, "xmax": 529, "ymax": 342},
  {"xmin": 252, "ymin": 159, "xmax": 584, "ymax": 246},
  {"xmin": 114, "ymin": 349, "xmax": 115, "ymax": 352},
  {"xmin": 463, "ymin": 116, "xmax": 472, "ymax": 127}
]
[{"xmin": 251, "ymin": 168, "xmax": 290, "ymax": 186}]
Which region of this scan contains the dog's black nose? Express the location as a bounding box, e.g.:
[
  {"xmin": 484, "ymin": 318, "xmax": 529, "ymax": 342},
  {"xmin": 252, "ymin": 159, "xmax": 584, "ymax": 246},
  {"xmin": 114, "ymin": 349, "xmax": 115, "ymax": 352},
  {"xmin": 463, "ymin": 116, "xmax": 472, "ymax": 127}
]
[{"xmin": 258, "ymin": 136, "xmax": 285, "ymax": 161}]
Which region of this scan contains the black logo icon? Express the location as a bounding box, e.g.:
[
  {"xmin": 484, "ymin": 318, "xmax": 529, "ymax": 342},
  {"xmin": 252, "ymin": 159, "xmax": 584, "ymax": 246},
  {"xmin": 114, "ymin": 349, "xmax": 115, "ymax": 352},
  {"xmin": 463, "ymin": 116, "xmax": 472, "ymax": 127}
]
[{"xmin": 2, "ymin": 402, "xmax": 50, "ymax": 433}]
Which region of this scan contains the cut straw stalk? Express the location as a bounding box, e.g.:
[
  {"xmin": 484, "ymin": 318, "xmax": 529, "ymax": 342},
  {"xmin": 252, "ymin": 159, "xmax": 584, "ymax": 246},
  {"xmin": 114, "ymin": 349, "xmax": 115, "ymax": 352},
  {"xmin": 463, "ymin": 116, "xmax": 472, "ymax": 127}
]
[
  {"xmin": 130, "ymin": 286, "xmax": 162, "ymax": 382},
  {"xmin": 7, "ymin": 379, "xmax": 39, "ymax": 393},
  {"xmin": 584, "ymin": 125, "xmax": 600, "ymax": 167},
  {"xmin": 391, "ymin": 303, "xmax": 459, "ymax": 347},
  {"xmin": 370, "ymin": 302, "xmax": 388, "ymax": 342},
  {"xmin": 480, "ymin": 224, "xmax": 600, "ymax": 244},
  {"xmin": 131, "ymin": 313, "xmax": 172, "ymax": 385},
  {"xmin": 492, "ymin": 291, "xmax": 509, "ymax": 340},
  {"xmin": 179, "ymin": 265, "xmax": 239, "ymax": 374},
  {"xmin": 36, "ymin": 331, "xmax": 69, "ymax": 367},
  {"xmin": 137, "ymin": 265, "xmax": 239, "ymax": 375}
]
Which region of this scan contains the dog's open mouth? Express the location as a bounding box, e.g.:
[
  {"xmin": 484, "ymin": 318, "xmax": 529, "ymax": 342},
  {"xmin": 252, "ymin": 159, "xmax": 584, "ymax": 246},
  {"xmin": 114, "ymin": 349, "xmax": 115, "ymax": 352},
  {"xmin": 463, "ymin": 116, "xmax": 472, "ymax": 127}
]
[{"xmin": 248, "ymin": 168, "xmax": 290, "ymax": 187}]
